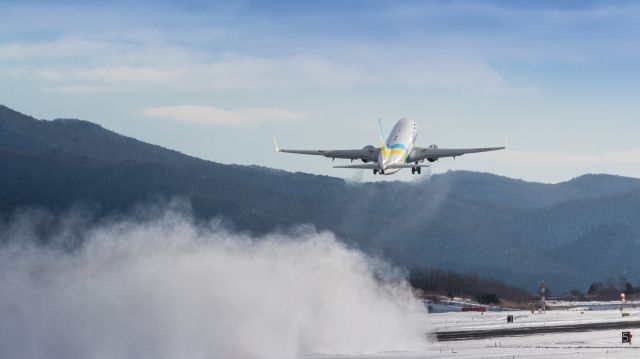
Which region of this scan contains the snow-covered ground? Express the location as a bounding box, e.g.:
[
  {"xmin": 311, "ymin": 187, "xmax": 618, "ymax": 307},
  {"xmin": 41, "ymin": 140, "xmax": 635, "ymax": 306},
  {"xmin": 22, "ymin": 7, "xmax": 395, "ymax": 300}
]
[
  {"xmin": 547, "ymin": 299, "xmax": 640, "ymax": 311},
  {"xmin": 427, "ymin": 328, "xmax": 639, "ymax": 359},
  {"xmin": 313, "ymin": 308, "xmax": 640, "ymax": 358}
]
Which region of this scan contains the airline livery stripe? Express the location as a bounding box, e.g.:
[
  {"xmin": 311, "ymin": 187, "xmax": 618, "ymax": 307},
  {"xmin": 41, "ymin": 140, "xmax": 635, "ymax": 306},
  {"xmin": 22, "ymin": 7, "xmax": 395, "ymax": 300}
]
[{"xmin": 387, "ymin": 143, "xmax": 407, "ymax": 150}]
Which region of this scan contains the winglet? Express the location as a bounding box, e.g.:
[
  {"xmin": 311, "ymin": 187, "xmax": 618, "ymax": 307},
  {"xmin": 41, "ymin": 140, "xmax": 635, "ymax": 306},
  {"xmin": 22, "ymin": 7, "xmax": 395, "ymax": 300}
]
[{"xmin": 273, "ymin": 137, "xmax": 280, "ymax": 152}]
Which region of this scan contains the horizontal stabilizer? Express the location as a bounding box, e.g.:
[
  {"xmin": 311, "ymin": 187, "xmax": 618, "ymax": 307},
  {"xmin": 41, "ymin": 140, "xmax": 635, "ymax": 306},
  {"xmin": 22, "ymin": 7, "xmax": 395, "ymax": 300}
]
[
  {"xmin": 333, "ymin": 163, "xmax": 430, "ymax": 169},
  {"xmin": 386, "ymin": 163, "xmax": 431, "ymax": 169},
  {"xmin": 333, "ymin": 163, "xmax": 379, "ymax": 169}
]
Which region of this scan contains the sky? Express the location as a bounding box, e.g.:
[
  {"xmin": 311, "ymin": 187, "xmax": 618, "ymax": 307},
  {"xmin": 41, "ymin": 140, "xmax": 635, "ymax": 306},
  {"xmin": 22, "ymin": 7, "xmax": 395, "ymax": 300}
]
[{"xmin": 1, "ymin": 0, "xmax": 640, "ymax": 183}]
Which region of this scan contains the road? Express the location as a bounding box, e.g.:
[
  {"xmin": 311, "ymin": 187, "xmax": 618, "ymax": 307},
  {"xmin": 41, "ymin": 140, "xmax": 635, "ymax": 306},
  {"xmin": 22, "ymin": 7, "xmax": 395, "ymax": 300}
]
[{"xmin": 435, "ymin": 319, "xmax": 640, "ymax": 341}]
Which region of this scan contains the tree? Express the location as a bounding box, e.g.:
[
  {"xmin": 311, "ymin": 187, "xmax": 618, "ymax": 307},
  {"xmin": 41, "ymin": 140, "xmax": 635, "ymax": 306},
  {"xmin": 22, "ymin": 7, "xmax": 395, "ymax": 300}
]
[
  {"xmin": 588, "ymin": 282, "xmax": 603, "ymax": 295},
  {"xmin": 569, "ymin": 289, "xmax": 585, "ymax": 300},
  {"xmin": 476, "ymin": 293, "xmax": 500, "ymax": 305},
  {"xmin": 624, "ymin": 282, "xmax": 634, "ymax": 296}
]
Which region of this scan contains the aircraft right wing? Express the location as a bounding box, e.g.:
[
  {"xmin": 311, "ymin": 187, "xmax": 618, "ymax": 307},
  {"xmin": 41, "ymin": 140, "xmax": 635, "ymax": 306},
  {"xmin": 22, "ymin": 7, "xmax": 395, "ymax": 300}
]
[
  {"xmin": 274, "ymin": 138, "xmax": 379, "ymax": 162},
  {"xmin": 410, "ymin": 146, "xmax": 505, "ymax": 161}
]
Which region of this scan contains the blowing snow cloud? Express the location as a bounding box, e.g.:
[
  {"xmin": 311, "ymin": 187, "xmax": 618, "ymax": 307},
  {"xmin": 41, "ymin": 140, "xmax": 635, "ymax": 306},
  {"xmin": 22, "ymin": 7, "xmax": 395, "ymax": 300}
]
[{"xmin": 0, "ymin": 208, "xmax": 426, "ymax": 359}]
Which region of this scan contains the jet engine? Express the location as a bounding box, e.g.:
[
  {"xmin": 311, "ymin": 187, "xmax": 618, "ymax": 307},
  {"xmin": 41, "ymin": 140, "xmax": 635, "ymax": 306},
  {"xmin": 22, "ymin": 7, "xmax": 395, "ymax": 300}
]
[
  {"xmin": 361, "ymin": 145, "xmax": 375, "ymax": 163},
  {"xmin": 427, "ymin": 144, "xmax": 438, "ymax": 162}
]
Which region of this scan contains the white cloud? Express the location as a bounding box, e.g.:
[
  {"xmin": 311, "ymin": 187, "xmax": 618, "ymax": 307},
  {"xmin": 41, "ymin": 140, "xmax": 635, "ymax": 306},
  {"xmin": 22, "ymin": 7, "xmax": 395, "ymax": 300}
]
[
  {"xmin": 3, "ymin": 1, "xmax": 640, "ymax": 96},
  {"xmin": 0, "ymin": 29, "xmax": 519, "ymax": 94},
  {"xmin": 141, "ymin": 105, "xmax": 305, "ymax": 127},
  {"xmin": 42, "ymin": 84, "xmax": 115, "ymax": 94},
  {"xmin": 14, "ymin": 54, "xmax": 373, "ymax": 92},
  {"xmin": 18, "ymin": 54, "xmax": 517, "ymax": 94},
  {"xmin": 0, "ymin": 39, "xmax": 108, "ymax": 60},
  {"xmin": 389, "ymin": 58, "xmax": 510, "ymax": 94}
]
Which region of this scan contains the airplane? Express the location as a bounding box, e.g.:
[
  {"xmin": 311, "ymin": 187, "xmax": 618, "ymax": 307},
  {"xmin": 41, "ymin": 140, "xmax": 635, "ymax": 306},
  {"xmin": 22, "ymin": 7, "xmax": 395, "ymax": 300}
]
[{"xmin": 273, "ymin": 118, "xmax": 505, "ymax": 175}]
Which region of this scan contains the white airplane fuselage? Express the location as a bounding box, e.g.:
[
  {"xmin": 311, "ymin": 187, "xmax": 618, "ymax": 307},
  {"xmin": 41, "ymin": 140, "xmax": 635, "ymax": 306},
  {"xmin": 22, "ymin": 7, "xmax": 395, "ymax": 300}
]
[{"xmin": 379, "ymin": 118, "xmax": 417, "ymax": 175}]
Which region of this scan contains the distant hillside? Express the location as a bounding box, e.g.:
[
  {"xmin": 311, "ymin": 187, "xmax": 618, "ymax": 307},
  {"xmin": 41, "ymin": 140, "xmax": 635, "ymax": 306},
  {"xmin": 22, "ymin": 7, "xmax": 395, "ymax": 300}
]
[
  {"xmin": 2, "ymin": 104, "xmax": 640, "ymax": 293},
  {"xmin": 410, "ymin": 267, "xmax": 533, "ymax": 304}
]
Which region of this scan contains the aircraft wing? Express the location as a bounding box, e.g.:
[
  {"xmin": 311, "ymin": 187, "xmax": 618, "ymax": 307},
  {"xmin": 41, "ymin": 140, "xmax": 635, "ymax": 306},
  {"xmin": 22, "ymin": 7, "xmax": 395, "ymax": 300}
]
[
  {"xmin": 274, "ymin": 138, "xmax": 378, "ymax": 162},
  {"xmin": 410, "ymin": 146, "xmax": 505, "ymax": 161}
]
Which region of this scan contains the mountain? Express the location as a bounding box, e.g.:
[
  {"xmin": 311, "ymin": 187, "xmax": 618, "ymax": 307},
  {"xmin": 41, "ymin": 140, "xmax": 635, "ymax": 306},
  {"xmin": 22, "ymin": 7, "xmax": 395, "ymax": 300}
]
[{"xmin": 2, "ymin": 104, "xmax": 640, "ymax": 293}]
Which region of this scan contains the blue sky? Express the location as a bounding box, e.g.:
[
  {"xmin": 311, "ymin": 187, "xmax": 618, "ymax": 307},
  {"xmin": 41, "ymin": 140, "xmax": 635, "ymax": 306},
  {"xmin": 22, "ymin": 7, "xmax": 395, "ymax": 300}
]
[{"xmin": 2, "ymin": 0, "xmax": 640, "ymax": 183}]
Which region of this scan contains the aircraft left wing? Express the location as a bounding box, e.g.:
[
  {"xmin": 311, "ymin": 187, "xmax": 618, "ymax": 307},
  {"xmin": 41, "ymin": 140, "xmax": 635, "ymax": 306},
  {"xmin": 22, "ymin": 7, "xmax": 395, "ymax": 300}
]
[
  {"xmin": 274, "ymin": 138, "xmax": 378, "ymax": 162},
  {"xmin": 410, "ymin": 146, "xmax": 505, "ymax": 161}
]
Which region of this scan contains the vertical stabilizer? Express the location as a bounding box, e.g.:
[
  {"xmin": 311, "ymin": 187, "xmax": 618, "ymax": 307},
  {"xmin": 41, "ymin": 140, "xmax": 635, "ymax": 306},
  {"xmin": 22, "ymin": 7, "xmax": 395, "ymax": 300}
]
[{"xmin": 378, "ymin": 118, "xmax": 389, "ymax": 169}]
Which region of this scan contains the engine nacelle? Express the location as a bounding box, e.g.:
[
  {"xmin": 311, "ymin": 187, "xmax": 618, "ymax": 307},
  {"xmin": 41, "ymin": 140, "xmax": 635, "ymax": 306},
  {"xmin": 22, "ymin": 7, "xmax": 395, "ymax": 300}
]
[
  {"xmin": 427, "ymin": 144, "xmax": 438, "ymax": 162},
  {"xmin": 361, "ymin": 145, "xmax": 375, "ymax": 163}
]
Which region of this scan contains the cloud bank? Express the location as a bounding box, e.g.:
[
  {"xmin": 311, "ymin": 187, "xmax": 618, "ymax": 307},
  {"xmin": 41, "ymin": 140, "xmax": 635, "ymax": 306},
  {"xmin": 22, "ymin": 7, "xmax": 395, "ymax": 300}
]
[
  {"xmin": 0, "ymin": 209, "xmax": 426, "ymax": 358},
  {"xmin": 142, "ymin": 105, "xmax": 305, "ymax": 127}
]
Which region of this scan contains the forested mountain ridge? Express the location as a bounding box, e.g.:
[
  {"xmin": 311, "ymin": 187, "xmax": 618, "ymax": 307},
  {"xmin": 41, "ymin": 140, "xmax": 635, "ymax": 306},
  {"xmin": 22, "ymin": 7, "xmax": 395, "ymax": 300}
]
[{"xmin": 2, "ymin": 104, "xmax": 640, "ymax": 293}]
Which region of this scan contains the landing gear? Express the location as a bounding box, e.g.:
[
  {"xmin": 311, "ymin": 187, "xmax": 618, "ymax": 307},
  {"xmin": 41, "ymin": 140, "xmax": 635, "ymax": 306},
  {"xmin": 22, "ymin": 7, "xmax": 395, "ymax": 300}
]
[
  {"xmin": 373, "ymin": 169, "xmax": 384, "ymax": 175},
  {"xmin": 411, "ymin": 167, "xmax": 421, "ymax": 175}
]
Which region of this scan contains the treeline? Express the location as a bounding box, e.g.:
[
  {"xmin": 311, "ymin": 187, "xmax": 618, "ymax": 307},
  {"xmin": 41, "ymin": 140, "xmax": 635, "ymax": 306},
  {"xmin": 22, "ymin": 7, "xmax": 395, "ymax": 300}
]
[
  {"xmin": 409, "ymin": 267, "xmax": 532, "ymax": 304},
  {"xmin": 566, "ymin": 278, "xmax": 639, "ymax": 301}
]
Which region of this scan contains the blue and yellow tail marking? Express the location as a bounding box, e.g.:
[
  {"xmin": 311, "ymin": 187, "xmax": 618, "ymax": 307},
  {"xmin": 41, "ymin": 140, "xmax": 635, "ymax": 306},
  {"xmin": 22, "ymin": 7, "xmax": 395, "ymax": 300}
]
[{"xmin": 378, "ymin": 118, "xmax": 390, "ymax": 160}]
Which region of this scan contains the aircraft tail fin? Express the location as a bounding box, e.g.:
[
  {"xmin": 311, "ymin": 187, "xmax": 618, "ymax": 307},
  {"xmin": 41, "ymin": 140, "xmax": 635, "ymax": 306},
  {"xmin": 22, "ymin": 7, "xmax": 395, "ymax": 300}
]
[
  {"xmin": 272, "ymin": 137, "xmax": 280, "ymax": 152},
  {"xmin": 378, "ymin": 118, "xmax": 387, "ymax": 152},
  {"xmin": 378, "ymin": 118, "xmax": 390, "ymax": 166}
]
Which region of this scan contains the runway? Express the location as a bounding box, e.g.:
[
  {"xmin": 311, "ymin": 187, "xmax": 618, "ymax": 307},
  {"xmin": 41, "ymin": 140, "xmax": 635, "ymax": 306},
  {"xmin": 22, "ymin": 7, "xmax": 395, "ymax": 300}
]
[{"xmin": 435, "ymin": 318, "xmax": 640, "ymax": 341}]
